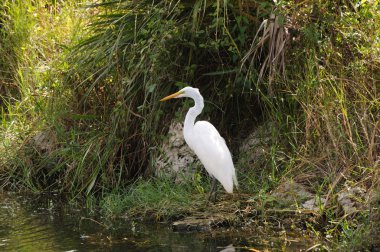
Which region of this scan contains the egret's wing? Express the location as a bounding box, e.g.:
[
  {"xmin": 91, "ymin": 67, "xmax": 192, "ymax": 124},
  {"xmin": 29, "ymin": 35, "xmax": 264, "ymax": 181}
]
[{"xmin": 187, "ymin": 121, "xmax": 236, "ymax": 193}]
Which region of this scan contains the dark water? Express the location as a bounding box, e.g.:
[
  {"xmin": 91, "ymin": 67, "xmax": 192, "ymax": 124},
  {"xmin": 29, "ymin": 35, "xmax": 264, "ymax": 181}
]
[{"xmin": 0, "ymin": 192, "xmax": 320, "ymax": 251}]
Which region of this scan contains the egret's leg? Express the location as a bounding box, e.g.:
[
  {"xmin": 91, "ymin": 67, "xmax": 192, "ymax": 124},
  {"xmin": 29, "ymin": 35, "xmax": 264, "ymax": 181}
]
[{"xmin": 207, "ymin": 177, "xmax": 218, "ymax": 203}]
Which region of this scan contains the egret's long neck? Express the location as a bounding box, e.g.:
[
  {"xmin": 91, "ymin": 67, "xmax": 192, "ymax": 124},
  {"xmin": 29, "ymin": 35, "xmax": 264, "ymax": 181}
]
[{"xmin": 184, "ymin": 93, "xmax": 204, "ymax": 131}]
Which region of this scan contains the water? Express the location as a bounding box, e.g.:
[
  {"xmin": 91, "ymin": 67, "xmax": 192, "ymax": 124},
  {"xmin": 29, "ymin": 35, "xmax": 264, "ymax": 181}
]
[{"xmin": 0, "ymin": 192, "xmax": 319, "ymax": 251}]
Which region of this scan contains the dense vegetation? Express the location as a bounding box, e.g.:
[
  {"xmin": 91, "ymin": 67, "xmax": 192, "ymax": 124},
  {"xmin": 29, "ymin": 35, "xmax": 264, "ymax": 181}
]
[{"xmin": 1, "ymin": 0, "xmax": 379, "ymax": 249}]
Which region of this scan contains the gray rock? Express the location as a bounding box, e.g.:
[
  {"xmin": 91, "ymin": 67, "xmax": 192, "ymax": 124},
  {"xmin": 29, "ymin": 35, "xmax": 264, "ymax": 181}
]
[
  {"xmin": 302, "ymin": 197, "xmax": 327, "ymax": 211},
  {"xmin": 172, "ymin": 213, "xmax": 235, "ymax": 232},
  {"xmin": 156, "ymin": 122, "xmax": 199, "ymax": 182},
  {"xmin": 31, "ymin": 130, "xmax": 57, "ymax": 153},
  {"xmin": 238, "ymin": 123, "xmax": 271, "ymax": 166},
  {"xmin": 337, "ymin": 186, "xmax": 366, "ymax": 215},
  {"xmin": 271, "ymin": 180, "xmax": 314, "ymax": 206}
]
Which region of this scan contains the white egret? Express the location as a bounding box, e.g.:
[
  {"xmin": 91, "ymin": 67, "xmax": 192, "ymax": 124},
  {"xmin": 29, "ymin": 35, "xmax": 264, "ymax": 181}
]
[{"xmin": 160, "ymin": 86, "xmax": 238, "ymax": 201}]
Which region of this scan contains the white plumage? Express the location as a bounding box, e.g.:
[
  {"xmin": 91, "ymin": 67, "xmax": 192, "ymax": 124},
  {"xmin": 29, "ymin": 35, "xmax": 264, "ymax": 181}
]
[{"xmin": 160, "ymin": 86, "xmax": 238, "ymax": 195}]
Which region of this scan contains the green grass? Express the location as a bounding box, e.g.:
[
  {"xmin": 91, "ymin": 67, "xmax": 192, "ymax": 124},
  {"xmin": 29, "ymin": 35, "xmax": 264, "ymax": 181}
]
[
  {"xmin": 99, "ymin": 176, "xmax": 205, "ymax": 220},
  {"xmin": 0, "ymin": 0, "xmax": 89, "ymax": 191},
  {"xmin": 337, "ymin": 190, "xmax": 380, "ymax": 250}
]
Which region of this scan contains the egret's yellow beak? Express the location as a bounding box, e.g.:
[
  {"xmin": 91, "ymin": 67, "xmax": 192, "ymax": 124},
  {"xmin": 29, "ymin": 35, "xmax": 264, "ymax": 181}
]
[{"xmin": 160, "ymin": 90, "xmax": 184, "ymax": 102}]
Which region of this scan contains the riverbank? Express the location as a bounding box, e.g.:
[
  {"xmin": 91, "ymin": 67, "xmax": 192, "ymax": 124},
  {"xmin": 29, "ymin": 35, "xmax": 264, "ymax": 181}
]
[
  {"xmin": 0, "ymin": 191, "xmax": 323, "ymax": 251},
  {"xmin": 1, "ymin": 188, "xmax": 378, "ymax": 251},
  {"xmin": 97, "ymin": 177, "xmax": 380, "ymax": 251}
]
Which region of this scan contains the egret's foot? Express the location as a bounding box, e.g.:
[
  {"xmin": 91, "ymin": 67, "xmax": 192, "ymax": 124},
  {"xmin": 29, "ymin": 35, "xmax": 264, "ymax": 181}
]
[
  {"xmin": 207, "ymin": 190, "xmax": 218, "ymax": 204},
  {"xmin": 207, "ymin": 177, "xmax": 218, "ymax": 204}
]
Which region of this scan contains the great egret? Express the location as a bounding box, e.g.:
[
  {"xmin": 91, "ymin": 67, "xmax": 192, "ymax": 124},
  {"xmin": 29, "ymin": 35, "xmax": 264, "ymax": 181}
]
[{"xmin": 160, "ymin": 86, "xmax": 238, "ymax": 201}]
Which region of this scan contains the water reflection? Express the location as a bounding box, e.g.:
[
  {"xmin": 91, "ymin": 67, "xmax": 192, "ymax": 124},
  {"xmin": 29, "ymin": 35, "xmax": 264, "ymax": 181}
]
[{"xmin": 0, "ymin": 192, "xmax": 318, "ymax": 251}]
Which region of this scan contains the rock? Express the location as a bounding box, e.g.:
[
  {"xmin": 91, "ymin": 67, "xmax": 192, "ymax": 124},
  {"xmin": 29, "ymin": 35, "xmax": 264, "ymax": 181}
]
[
  {"xmin": 172, "ymin": 217, "xmax": 213, "ymax": 232},
  {"xmin": 30, "ymin": 130, "xmax": 58, "ymax": 153},
  {"xmin": 271, "ymin": 180, "xmax": 314, "ymax": 207},
  {"xmin": 238, "ymin": 123, "xmax": 271, "ymax": 167},
  {"xmin": 172, "ymin": 213, "xmax": 235, "ymax": 232},
  {"xmin": 302, "ymin": 197, "xmax": 327, "ymax": 211},
  {"xmin": 237, "ymin": 122, "xmax": 273, "ymax": 180},
  {"xmin": 219, "ymin": 244, "xmax": 235, "ymax": 252},
  {"xmin": 337, "ymin": 186, "xmax": 366, "ymax": 215},
  {"xmin": 156, "ymin": 121, "xmax": 199, "ymax": 182}
]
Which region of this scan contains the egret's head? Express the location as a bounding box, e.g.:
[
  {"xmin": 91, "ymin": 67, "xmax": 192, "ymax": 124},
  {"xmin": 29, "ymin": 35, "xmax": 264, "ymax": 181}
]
[{"xmin": 160, "ymin": 86, "xmax": 200, "ymax": 101}]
